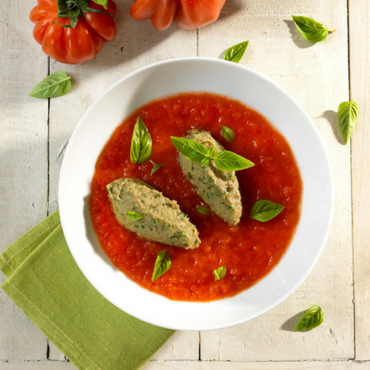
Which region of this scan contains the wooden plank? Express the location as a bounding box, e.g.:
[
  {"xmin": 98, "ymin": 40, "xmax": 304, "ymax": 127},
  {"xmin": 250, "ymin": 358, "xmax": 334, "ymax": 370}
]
[
  {"xmin": 47, "ymin": 0, "xmax": 198, "ymax": 361},
  {"xmin": 199, "ymin": 0, "xmax": 353, "ymax": 361},
  {"xmin": 349, "ymin": 0, "xmax": 370, "ymax": 362},
  {"xmin": 0, "ymin": 0, "xmax": 49, "ymax": 362},
  {"xmin": 1, "ymin": 362, "xmax": 370, "ymax": 370}
]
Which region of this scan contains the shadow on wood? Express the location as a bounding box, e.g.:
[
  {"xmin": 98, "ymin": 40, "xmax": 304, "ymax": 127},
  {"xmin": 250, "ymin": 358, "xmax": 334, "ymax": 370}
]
[
  {"xmin": 280, "ymin": 310, "xmax": 306, "ymax": 332},
  {"xmin": 322, "ymin": 109, "xmax": 344, "ymax": 145},
  {"xmin": 284, "ymin": 20, "xmax": 313, "ymax": 49}
]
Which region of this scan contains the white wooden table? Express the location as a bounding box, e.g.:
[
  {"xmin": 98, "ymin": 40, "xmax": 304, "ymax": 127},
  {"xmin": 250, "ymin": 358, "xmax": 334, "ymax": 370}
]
[{"xmin": 1, "ymin": 0, "xmax": 370, "ymax": 369}]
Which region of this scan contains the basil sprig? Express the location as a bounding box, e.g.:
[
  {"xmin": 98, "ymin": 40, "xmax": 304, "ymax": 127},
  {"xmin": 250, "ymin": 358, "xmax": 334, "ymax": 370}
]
[
  {"xmin": 224, "ymin": 41, "xmax": 249, "ymax": 63},
  {"xmin": 150, "ymin": 160, "xmax": 163, "ymax": 175},
  {"xmin": 171, "ymin": 137, "xmax": 254, "ymax": 172},
  {"xmin": 213, "ymin": 265, "xmax": 226, "ymax": 281},
  {"xmin": 152, "ymin": 250, "xmax": 171, "ymax": 282},
  {"xmin": 292, "ymin": 16, "xmax": 334, "ymax": 43},
  {"xmin": 221, "ymin": 126, "xmax": 235, "ymax": 143},
  {"xmin": 126, "ymin": 211, "xmax": 144, "ymax": 221},
  {"xmin": 196, "ymin": 206, "xmax": 210, "ymax": 215},
  {"xmin": 337, "ymin": 100, "xmax": 359, "ymax": 144},
  {"xmin": 295, "ymin": 305, "xmax": 325, "ymax": 331},
  {"xmin": 130, "ymin": 116, "xmax": 152, "ymax": 164},
  {"xmin": 250, "ymin": 200, "xmax": 284, "ymax": 222},
  {"xmin": 30, "ymin": 72, "xmax": 71, "ymax": 99}
]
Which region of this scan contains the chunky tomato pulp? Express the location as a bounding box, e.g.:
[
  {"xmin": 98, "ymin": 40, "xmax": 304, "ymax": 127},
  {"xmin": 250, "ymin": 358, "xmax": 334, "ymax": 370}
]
[{"xmin": 90, "ymin": 93, "xmax": 302, "ymax": 301}]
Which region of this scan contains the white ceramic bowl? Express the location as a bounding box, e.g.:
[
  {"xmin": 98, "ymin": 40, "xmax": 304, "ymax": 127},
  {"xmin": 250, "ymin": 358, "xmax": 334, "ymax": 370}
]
[{"xmin": 59, "ymin": 58, "xmax": 333, "ymax": 331}]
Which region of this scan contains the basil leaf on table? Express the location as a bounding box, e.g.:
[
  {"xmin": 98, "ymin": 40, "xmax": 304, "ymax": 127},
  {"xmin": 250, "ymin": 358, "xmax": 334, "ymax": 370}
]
[
  {"xmin": 171, "ymin": 137, "xmax": 209, "ymax": 162},
  {"xmin": 152, "ymin": 250, "xmax": 171, "ymax": 282},
  {"xmin": 295, "ymin": 305, "xmax": 325, "ymax": 331},
  {"xmin": 214, "ymin": 151, "xmax": 254, "ymax": 172},
  {"xmin": 196, "ymin": 206, "xmax": 210, "ymax": 215},
  {"xmin": 337, "ymin": 100, "xmax": 359, "ymax": 144},
  {"xmin": 91, "ymin": 0, "xmax": 108, "ymax": 9},
  {"xmin": 30, "ymin": 71, "xmax": 72, "ymax": 99},
  {"xmin": 291, "ymin": 16, "xmax": 335, "ymax": 43},
  {"xmin": 250, "ymin": 200, "xmax": 285, "ymax": 222},
  {"xmin": 224, "ymin": 41, "xmax": 249, "ymax": 63},
  {"xmin": 221, "ymin": 126, "xmax": 235, "ymax": 143},
  {"xmin": 130, "ymin": 116, "xmax": 152, "ymax": 164},
  {"xmin": 150, "ymin": 160, "xmax": 163, "ymax": 175},
  {"xmin": 213, "ymin": 265, "xmax": 226, "ymax": 281},
  {"xmin": 126, "ymin": 212, "xmax": 144, "ymax": 221}
]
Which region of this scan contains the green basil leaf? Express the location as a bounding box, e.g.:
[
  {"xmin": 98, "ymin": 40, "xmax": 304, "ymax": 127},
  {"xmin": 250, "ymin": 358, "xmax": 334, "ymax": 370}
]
[
  {"xmin": 295, "ymin": 305, "xmax": 325, "ymax": 331},
  {"xmin": 150, "ymin": 160, "xmax": 163, "ymax": 175},
  {"xmin": 196, "ymin": 206, "xmax": 210, "ymax": 215},
  {"xmin": 214, "ymin": 151, "xmax": 254, "ymax": 172},
  {"xmin": 292, "ymin": 16, "xmax": 335, "ymax": 43},
  {"xmin": 126, "ymin": 211, "xmax": 144, "ymax": 221},
  {"xmin": 337, "ymin": 100, "xmax": 359, "ymax": 144},
  {"xmin": 224, "ymin": 41, "xmax": 249, "ymax": 63},
  {"xmin": 30, "ymin": 71, "xmax": 72, "ymax": 99},
  {"xmin": 200, "ymin": 157, "xmax": 211, "ymax": 167},
  {"xmin": 208, "ymin": 146, "xmax": 216, "ymax": 159},
  {"xmin": 250, "ymin": 200, "xmax": 284, "ymax": 222},
  {"xmin": 130, "ymin": 116, "xmax": 152, "ymax": 164},
  {"xmin": 152, "ymin": 250, "xmax": 171, "ymax": 282},
  {"xmin": 171, "ymin": 137, "xmax": 209, "ymax": 162},
  {"xmin": 221, "ymin": 126, "xmax": 235, "ymax": 143},
  {"xmin": 91, "ymin": 0, "xmax": 108, "ymax": 9},
  {"xmin": 213, "ymin": 265, "xmax": 226, "ymax": 281}
]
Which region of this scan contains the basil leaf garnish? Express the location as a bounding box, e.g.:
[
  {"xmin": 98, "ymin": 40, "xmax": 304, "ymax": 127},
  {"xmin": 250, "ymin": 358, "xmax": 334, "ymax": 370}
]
[
  {"xmin": 292, "ymin": 16, "xmax": 334, "ymax": 43},
  {"xmin": 196, "ymin": 206, "xmax": 210, "ymax": 215},
  {"xmin": 224, "ymin": 41, "xmax": 249, "ymax": 63},
  {"xmin": 91, "ymin": 0, "xmax": 108, "ymax": 9},
  {"xmin": 150, "ymin": 160, "xmax": 163, "ymax": 175},
  {"xmin": 130, "ymin": 116, "xmax": 152, "ymax": 164},
  {"xmin": 171, "ymin": 136, "xmax": 254, "ymax": 172},
  {"xmin": 213, "ymin": 265, "xmax": 226, "ymax": 281},
  {"xmin": 337, "ymin": 100, "xmax": 359, "ymax": 144},
  {"xmin": 221, "ymin": 126, "xmax": 235, "ymax": 143},
  {"xmin": 152, "ymin": 250, "xmax": 171, "ymax": 282},
  {"xmin": 250, "ymin": 200, "xmax": 284, "ymax": 222},
  {"xmin": 126, "ymin": 211, "xmax": 144, "ymax": 221},
  {"xmin": 171, "ymin": 137, "xmax": 209, "ymax": 162},
  {"xmin": 295, "ymin": 305, "xmax": 325, "ymax": 331},
  {"xmin": 214, "ymin": 151, "xmax": 254, "ymax": 171},
  {"xmin": 30, "ymin": 71, "xmax": 71, "ymax": 99}
]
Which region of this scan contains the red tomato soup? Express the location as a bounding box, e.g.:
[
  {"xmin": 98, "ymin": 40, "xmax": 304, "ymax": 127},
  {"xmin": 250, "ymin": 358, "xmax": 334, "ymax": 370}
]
[{"xmin": 90, "ymin": 93, "xmax": 302, "ymax": 301}]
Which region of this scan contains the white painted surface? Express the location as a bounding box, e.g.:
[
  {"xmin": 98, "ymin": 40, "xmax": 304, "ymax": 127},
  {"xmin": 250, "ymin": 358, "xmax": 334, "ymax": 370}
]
[{"xmin": 0, "ymin": 0, "xmax": 369, "ymax": 367}]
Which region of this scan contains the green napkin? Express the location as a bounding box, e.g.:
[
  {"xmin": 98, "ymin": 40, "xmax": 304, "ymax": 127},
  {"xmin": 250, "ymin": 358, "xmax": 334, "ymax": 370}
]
[{"xmin": 0, "ymin": 211, "xmax": 174, "ymax": 370}]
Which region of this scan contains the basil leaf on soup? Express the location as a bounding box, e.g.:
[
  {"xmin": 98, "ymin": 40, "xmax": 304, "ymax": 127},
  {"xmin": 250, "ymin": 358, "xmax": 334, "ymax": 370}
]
[
  {"xmin": 130, "ymin": 116, "xmax": 152, "ymax": 164},
  {"xmin": 150, "ymin": 160, "xmax": 163, "ymax": 175},
  {"xmin": 152, "ymin": 250, "xmax": 171, "ymax": 282},
  {"xmin": 126, "ymin": 211, "xmax": 144, "ymax": 221},
  {"xmin": 221, "ymin": 126, "xmax": 235, "ymax": 143},
  {"xmin": 213, "ymin": 265, "xmax": 226, "ymax": 281},
  {"xmin": 295, "ymin": 305, "xmax": 325, "ymax": 331},
  {"xmin": 214, "ymin": 151, "xmax": 255, "ymax": 171},
  {"xmin": 30, "ymin": 71, "xmax": 71, "ymax": 99},
  {"xmin": 224, "ymin": 41, "xmax": 249, "ymax": 63},
  {"xmin": 337, "ymin": 100, "xmax": 359, "ymax": 144},
  {"xmin": 196, "ymin": 206, "xmax": 210, "ymax": 215},
  {"xmin": 250, "ymin": 200, "xmax": 284, "ymax": 222},
  {"xmin": 171, "ymin": 137, "xmax": 209, "ymax": 162},
  {"xmin": 291, "ymin": 16, "xmax": 334, "ymax": 43}
]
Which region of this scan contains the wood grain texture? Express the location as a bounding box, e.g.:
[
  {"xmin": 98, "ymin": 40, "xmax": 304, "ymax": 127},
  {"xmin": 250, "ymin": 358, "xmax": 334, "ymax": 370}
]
[
  {"xmin": 349, "ymin": 0, "xmax": 370, "ymax": 361},
  {"xmin": 199, "ymin": 0, "xmax": 353, "ymax": 361},
  {"xmin": 47, "ymin": 0, "xmax": 199, "ymax": 361},
  {"xmin": 1, "ymin": 362, "xmax": 370, "ymax": 370},
  {"xmin": 0, "ymin": 0, "xmax": 49, "ymax": 362}
]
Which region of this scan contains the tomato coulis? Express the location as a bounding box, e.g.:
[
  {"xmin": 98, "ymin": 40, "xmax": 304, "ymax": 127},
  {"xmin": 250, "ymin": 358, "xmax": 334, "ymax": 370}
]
[{"xmin": 90, "ymin": 93, "xmax": 302, "ymax": 301}]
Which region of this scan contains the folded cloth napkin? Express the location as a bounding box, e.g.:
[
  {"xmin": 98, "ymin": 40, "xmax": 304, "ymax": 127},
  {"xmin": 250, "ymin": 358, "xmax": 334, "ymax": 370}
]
[{"xmin": 0, "ymin": 211, "xmax": 174, "ymax": 370}]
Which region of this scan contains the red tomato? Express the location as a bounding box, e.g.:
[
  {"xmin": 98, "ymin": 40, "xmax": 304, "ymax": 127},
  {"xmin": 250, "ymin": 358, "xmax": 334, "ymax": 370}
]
[
  {"xmin": 30, "ymin": 0, "xmax": 117, "ymax": 64},
  {"xmin": 130, "ymin": 0, "xmax": 226, "ymax": 30}
]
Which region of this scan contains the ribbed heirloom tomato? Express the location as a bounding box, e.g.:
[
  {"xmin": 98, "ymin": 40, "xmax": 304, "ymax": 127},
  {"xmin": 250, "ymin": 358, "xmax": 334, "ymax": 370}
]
[
  {"xmin": 130, "ymin": 0, "xmax": 226, "ymax": 30},
  {"xmin": 30, "ymin": 0, "xmax": 117, "ymax": 64}
]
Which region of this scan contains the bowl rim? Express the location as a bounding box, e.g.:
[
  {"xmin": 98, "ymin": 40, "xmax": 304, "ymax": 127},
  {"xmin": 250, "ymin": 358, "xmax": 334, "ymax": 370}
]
[{"xmin": 59, "ymin": 57, "xmax": 334, "ymax": 331}]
